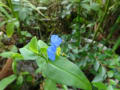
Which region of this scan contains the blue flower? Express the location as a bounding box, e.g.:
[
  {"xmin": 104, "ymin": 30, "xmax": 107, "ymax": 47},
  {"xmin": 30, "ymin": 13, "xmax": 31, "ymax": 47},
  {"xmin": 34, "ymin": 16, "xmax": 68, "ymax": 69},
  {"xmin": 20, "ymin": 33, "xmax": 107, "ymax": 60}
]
[
  {"xmin": 47, "ymin": 46, "xmax": 56, "ymax": 61},
  {"xmin": 51, "ymin": 35, "xmax": 62, "ymax": 47},
  {"xmin": 47, "ymin": 35, "xmax": 62, "ymax": 61}
]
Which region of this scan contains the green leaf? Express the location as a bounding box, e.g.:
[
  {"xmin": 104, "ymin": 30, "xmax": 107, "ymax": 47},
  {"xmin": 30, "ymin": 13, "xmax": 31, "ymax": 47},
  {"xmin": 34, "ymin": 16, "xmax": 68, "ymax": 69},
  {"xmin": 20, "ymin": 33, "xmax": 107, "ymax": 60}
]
[
  {"xmin": 6, "ymin": 18, "xmax": 19, "ymax": 38},
  {"xmin": 72, "ymin": 48, "xmax": 79, "ymax": 54},
  {"xmin": 62, "ymin": 85, "xmax": 68, "ymax": 90},
  {"xmin": 81, "ymin": 3, "xmax": 91, "ymax": 11},
  {"xmin": 12, "ymin": 53, "xmax": 23, "ymax": 60},
  {"xmin": 69, "ymin": 53, "xmax": 76, "ymax": 61},
  {"xmin": 94, "ymin": 61, "xmax": 100, "ymax": 72},
  {"xmin": 40, "ymin": 48, "xmax": 48, "ymax": 58},
  {"xmin": 0, "ymin": 2, "xmax": 11, "ymax": 10},
  {"xmin": 107, "ymin": 16, "xmax": 120, "ymax": 40},
  {"xmin": 29, "ymin": 37, "xmax": 38, "ymax": 54},
  {"xmin": 16, "ymin": 75, "xmax": 23, "ymax": 86},
  {"xmin": 107, "ymin": 85, "xmax": 113, "ymax": 90},
  {"xmin": 112, "ymin": 36, "xmax": 120, "ymax": 52},
  {"xmin": 44, "ymin": 79, "xmax": 58, "ymax": 90},
  {"xmin": 10, "ymin": 45, "xmax": 18, "ymax": 53},
  {"xmin": 0, "ymin": 21, "xmax": 6, "ymax": 28},
  {"xmin": 107, "ymin": 71, "xmax": 114, "ymax": 78},
  {"xmin": 0, "ymin": 51, "xmax": 23, "ymax": 60},
  {"xmin": 26, "ymin": 75, "xmax": 33, "ymax": 83},
  {"xmin": 109, "ymin": 79, "xmax": 117, "ymax": 85},
  {"xmin": 6, "ymin": 21, "xmax": 15, "ymax": 37},
  {"xmin": 21, "ymin": 72, "xmax": 29, "ymax": 75},
  {"xmin": 0, "ymin": 7, "xmax": 11, "ymax": 19},
  {"xmin": 12, "ymin": 60, "xmax": 17, "ymax": 74},
  {"xmin": 44, "ymin": 56, "xmax": 92, "ymax": 90},
  {"xmin": 92, "ymin": 82, "xmax": 107, "ymax": 90},
  {"xmin": 19, "ymin": 48, "xmax": 37, "ymax": 60},
  {"xmin": 21, "ymin": 31, "xmax": 32, "ymax": 37},
  {"xmin": 19, "ymin": 8, "xmax": 27, "ymax": 21},
  {"xmin": 91, "ymin": 3, "xmax": 100, "ymax": 11},
  {"xmin": 36, "ymin": 57, "xmax": 46, "ymax": 73},
  {"xmin": 38, "ymin": 40, "xmax": 48, "ymax": 57},
  {"xmin": 38, "ymin": 40, "xmax": 48, "ymax": 49},
  {"xmin": 0, "ymin": 74, "xmax": 17, "ymax": 90},
  {"xmin": 92, "ymin": 66, "xmax": 106, "ymax": 82},
  {"xmin": 0, "ymin": 51, "xmax": 14, "ymax": 58}
]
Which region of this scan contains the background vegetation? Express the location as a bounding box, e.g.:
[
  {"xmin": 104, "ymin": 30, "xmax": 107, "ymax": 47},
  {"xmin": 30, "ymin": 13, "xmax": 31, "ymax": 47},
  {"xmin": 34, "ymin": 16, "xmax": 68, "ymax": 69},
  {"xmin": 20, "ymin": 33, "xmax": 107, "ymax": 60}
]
[{"xmin": 0, "ymin": 0, "xmax": 120, "ymax": 90}]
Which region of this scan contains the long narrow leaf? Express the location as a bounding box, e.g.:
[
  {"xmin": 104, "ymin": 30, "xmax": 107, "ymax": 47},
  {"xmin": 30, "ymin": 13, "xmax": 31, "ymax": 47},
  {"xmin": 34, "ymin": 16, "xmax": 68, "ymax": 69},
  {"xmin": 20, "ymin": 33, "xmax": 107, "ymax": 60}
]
[
  {"xmin": 112, "ymin": 36, "xmax": 120, "ymax": 52},
  {"xmin": 44, "ymin": 56, "xmax": 92, "ymax": 90},
  {"xmin": 0, "ymin": 74, "xmax": 17, "ymax": 90}
]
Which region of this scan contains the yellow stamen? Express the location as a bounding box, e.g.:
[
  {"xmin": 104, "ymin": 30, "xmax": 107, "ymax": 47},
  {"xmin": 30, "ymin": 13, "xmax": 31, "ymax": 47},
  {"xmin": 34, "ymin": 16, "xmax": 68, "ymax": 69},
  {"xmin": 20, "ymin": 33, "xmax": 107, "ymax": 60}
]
[{"xmin": 56, "ymin": 47, "xmax": 61, "ymax": 56}]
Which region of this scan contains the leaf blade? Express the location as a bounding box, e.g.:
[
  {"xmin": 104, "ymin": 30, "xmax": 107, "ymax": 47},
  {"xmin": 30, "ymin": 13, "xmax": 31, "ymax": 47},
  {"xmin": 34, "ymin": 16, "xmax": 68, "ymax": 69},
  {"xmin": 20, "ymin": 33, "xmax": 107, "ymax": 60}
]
[
  {"xmin": 0, "ymin": 74, "xmax": 17, "ymax": 90},
  {"xmin": 6, "ymin": 21, "xmax": 15, "ymax": 37},
  {"xmin": 29, "ymin": 36, "xmax": 38, "ymax": 54},
  {"xmin": 44, "ymin": 56, "xmax": 92, "ymax": 90},
  {"xmin": 44, "ymin": 79, "xmax": 58, "ymax": 90}
]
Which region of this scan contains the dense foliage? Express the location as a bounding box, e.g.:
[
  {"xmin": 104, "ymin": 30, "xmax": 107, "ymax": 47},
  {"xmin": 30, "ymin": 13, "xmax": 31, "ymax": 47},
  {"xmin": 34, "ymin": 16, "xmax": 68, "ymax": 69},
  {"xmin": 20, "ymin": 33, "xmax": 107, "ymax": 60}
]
[{"xmin": 0, "ymin": 0, "xmax": 120, "ymax": 90}]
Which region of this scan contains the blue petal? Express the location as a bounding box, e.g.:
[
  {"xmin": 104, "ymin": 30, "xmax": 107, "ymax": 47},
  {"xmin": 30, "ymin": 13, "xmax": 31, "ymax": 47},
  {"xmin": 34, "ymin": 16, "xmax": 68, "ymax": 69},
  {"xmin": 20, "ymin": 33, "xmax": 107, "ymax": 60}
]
[
  {"xmin": 51, "ymin": 35, "xmax": 62, "ymax": 47},
  {"xmin": 50, "ymin": 45, "xmax": 56, "ymax": 52},
  {"xmin": 47, "ymin": 46, "xmax": 56, "ymax": 61}
]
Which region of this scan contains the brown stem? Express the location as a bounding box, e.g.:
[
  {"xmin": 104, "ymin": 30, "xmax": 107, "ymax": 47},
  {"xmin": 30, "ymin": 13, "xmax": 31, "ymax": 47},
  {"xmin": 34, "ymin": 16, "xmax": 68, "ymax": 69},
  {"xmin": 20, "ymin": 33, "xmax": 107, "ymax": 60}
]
[{"xmin": 0, "ymin": 58, "xmax": 13, "ymax": 80}]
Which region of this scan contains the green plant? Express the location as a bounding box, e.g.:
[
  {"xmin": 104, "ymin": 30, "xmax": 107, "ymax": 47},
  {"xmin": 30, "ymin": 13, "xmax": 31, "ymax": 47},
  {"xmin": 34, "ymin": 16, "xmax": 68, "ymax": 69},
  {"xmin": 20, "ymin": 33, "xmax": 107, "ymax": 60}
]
[
  {"xmin": 0, "ymin": 36, "xmax": 92, "ymax": 90},
  {"xmin": 0, "ymin": 0, "xmax": 20, "ymax": 37},
  {"xmin": 19, "ymin": 36, "xmax": 92, "ymax": 89},
  {"xmin": 1, "ymin": 0, "xmax": 120, "ymax": 90}
]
